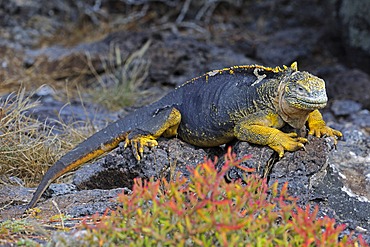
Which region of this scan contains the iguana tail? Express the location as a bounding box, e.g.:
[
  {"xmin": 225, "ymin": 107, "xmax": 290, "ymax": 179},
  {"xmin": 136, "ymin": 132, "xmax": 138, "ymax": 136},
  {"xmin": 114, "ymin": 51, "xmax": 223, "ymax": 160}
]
[
  {"xmin": 26, "ymin": 119, "xmax": 128, "ymax": 210},
  {"xmin": 26, "ymin": 105, "xmax": 181, "ymax": 210}
]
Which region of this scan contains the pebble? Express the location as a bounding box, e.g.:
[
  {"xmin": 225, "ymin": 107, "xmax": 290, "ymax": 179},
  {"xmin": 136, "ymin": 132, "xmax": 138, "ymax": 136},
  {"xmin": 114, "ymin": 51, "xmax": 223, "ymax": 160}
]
[{"xmin": 331, "ymin": 99, "xmax": 362, "ymax": 116}]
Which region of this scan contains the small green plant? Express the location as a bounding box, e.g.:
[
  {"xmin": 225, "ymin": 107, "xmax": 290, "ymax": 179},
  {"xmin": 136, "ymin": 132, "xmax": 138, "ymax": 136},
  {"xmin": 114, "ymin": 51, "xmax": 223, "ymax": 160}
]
[
  {"xmin": 77, "ymin": 148, "xmax": 368, "ymax": 247},
  {"xmin": 0, "ymin": 220, "xmax": 41, "ymax": 246}
]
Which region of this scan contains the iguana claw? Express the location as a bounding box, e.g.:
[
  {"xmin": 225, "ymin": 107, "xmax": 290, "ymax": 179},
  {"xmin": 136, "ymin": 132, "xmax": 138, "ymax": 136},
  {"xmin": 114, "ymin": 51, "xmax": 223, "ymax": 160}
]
[
  {"xmin": 269, "ymin": 132, "xmax": 308, "ymax": 158},
  {"xmin": 308, "ymin": 110, "xmax": 342, "ymax": 145},
  {"xmin": 308, "ymin": 122, "xmax": 342, "ymax": 145},
  {"xmin": 125, "ymin": 130, "xmax": 158, "ymax": 160}
]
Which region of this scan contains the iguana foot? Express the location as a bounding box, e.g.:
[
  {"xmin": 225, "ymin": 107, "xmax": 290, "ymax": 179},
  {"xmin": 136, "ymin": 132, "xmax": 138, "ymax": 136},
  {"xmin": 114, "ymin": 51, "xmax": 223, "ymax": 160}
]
[
  {"xmin": 268, "ymin": 132, "xmax": 308, "ymax": 158},
  {"xmin": 307, "ymin": 110, "xmax": 342, "ymax": 144},
  {"xmin": 124, "ymin": 130, "xmax": 158, "ymax": 160},
  {"xmin": 308, "ymin": 120, "xmax": 342, "ymax": 144}
]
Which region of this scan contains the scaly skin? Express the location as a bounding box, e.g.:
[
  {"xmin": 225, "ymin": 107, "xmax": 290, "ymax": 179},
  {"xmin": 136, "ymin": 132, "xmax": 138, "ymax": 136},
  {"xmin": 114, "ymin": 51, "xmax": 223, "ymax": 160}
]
[{"xmin": 26, "ymin": 62, "xmax": 342, "ymax": 209}]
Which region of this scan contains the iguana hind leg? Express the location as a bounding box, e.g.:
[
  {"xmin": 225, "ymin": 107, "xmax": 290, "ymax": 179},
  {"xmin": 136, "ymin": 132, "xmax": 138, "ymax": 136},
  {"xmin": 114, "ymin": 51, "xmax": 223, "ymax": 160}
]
[{"xmin": 124, "ymin": 107, "xmax": 181, "ymax": 160}]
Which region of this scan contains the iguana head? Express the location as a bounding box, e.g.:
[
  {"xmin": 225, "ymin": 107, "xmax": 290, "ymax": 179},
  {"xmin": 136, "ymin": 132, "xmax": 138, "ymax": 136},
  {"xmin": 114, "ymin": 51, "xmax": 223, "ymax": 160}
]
[
  {"xmin": 282, "ymin": 63, "xmax": 328, "ymax": 111},
  {"xmin": 275, "ymin": 62, "xmax": 328, "ymax": 129}
]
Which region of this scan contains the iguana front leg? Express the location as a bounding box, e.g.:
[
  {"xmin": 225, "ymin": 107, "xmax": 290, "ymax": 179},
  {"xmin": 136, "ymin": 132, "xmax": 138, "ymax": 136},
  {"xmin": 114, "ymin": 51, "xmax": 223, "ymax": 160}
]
[
  {"xmin": 234, "ymin": 111, "xmax": 307, "ymax": 157},
  {"xmin": 307, "ymin": 110, "xmax": 342, "ymax": 143}
]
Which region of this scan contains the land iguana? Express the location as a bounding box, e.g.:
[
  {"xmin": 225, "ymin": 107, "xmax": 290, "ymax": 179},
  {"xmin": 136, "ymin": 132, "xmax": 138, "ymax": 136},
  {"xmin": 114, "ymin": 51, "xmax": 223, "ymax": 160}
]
[{"xmin": 26, "ymin": 62, "xmax": 342, "ymax": 209}]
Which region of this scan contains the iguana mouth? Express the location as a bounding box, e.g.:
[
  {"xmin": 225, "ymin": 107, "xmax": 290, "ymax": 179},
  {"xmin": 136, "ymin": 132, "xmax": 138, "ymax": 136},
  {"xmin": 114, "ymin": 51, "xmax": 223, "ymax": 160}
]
[{"xmin": 290, "ymin": 96, "xmax": 327, "ymax": 110}]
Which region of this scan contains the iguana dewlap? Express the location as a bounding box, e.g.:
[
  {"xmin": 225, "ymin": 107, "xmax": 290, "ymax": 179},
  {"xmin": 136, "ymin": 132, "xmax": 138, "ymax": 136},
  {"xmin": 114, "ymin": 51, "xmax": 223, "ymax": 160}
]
[{"xmin": 26, "ymin": 62, "xmax": 342, "ymax": 209}]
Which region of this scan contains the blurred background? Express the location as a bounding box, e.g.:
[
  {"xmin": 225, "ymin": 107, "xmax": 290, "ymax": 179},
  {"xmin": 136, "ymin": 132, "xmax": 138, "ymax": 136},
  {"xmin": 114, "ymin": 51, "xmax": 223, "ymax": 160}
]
[{"xmin": 1, "ymin": 0, "xmax": 369, "ymax": 106}]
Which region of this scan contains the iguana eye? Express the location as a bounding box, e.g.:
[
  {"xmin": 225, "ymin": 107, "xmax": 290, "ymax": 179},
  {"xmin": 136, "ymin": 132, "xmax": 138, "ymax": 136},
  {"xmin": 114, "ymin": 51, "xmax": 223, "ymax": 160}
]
[{"xmin": 297, "ymin": 86, "xmax": 304, "ymax": 92}]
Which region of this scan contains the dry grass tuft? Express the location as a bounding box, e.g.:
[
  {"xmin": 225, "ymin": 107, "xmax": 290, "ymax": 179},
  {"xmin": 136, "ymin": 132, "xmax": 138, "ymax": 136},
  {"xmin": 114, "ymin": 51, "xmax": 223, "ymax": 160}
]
[
  {"xmin": 88, "ymin": 40, "xmax": 151, "ymax": 111},
  {"xmin": 0, "ymin": 88, "xmax": 94, "ymax": 187},
  {"xmin": 0, "ymin": 41, "xmax": 153, "ymax": 187}
]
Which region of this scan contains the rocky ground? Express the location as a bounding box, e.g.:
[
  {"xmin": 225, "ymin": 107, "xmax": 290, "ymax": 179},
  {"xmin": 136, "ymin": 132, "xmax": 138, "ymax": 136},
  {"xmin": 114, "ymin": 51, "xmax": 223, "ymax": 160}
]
[{"xmin": 0, "ymin": 0, "xmax": 370, "ymax": 245}]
